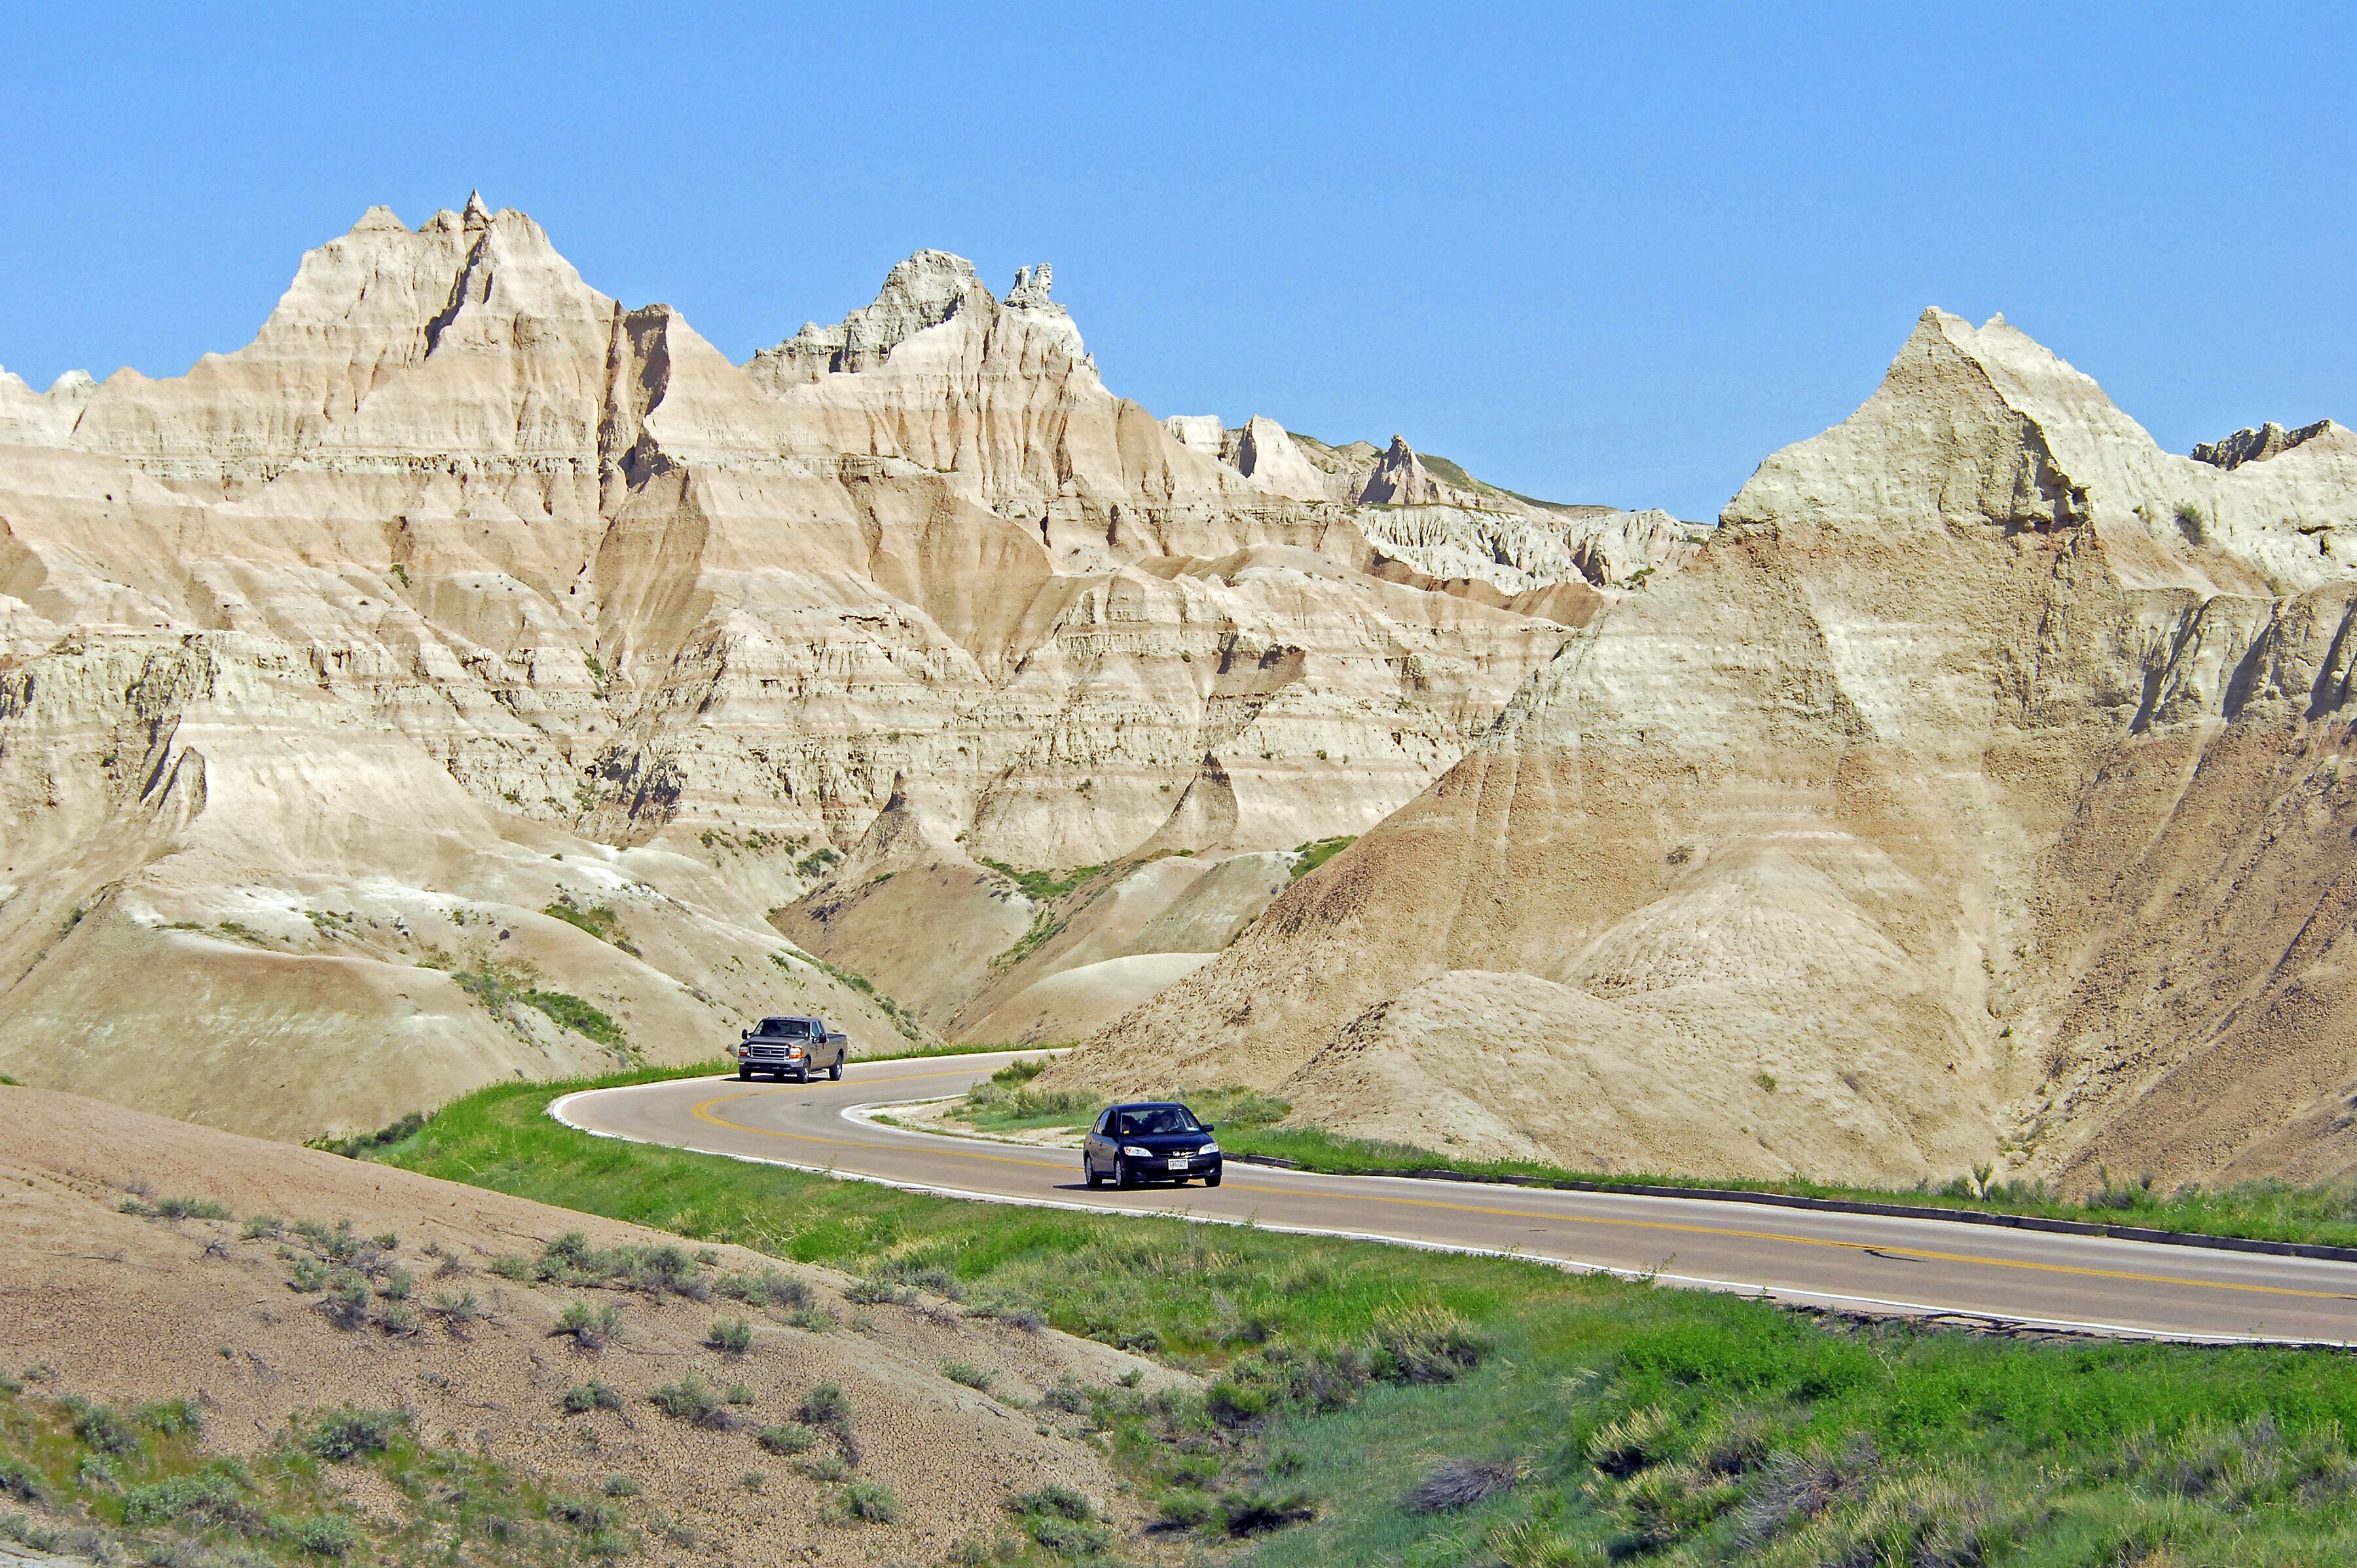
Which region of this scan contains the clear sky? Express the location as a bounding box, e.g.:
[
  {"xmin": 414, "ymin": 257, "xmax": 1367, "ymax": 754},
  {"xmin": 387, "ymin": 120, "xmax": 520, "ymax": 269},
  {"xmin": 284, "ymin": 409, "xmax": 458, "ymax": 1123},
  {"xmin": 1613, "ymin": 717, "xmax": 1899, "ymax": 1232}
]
[{"xmin": 4, "ymin": 4, "xmax": 2350, "ymax": 520}]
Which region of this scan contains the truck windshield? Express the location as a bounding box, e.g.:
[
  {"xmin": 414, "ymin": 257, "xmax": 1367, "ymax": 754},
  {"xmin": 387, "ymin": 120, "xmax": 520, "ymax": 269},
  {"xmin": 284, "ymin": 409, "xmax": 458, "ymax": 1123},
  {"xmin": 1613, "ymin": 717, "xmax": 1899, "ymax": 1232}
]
[{"xmin": 759, "ymin": 1019, "xmax": 812, "ymax": 1038}]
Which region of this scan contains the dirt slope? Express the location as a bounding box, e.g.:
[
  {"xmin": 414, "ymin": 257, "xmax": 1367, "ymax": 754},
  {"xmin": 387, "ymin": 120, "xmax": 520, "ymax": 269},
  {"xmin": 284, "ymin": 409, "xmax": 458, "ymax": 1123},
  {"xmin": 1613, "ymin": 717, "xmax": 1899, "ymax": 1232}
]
[{"xmin": 0, "ymin": 1084, "xmax": 1166, "ymax": 1566}]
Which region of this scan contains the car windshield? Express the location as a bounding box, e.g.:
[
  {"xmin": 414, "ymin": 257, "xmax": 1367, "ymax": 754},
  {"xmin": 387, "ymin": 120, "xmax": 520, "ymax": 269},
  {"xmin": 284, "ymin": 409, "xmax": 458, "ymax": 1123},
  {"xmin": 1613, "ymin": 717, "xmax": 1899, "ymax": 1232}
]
[
  {"xmin": 760, "ymin": 1019, "xmax": 811, "ymax": 1038},
  {"xmin": 1115, "ymin": 1106, "xmax": 1201, "ymax": 1137}
]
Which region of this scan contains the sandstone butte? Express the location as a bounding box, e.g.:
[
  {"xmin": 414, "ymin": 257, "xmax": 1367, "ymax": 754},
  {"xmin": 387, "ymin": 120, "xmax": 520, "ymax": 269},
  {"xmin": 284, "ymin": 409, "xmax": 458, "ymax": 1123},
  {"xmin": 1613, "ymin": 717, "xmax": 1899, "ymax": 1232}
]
[
  {"xmin": 0, "ymin": 197, "xmax": 1689, "ymax": 1139},
  {"xmin": 6, "ymin": 203, "xmax": 2353, "ymax": 1197}
]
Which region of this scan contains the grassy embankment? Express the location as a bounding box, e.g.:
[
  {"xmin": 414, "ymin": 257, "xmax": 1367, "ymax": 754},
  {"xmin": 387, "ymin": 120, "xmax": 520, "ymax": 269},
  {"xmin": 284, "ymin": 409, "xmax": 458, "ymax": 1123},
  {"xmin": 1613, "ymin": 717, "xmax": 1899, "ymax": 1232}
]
[
  {"xmin": 344, "ymin": 1062, "xmax": 2357, "ymax": 1565},
  {"xmin": 950, "ymin": 1061, "xmax": 2357, "ymax": 1253},
  {"xmin": 0, "ymin": 1382, "xmax": 628, "ymax": 1567}
]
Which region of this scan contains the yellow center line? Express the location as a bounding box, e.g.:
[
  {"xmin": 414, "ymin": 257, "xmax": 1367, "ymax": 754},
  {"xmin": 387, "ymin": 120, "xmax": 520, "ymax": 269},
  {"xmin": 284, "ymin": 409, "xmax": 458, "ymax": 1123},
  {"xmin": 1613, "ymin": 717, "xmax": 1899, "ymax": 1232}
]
[{"xmin": 667, "ymin": 1084, "xmax": 2357, "ymax": 1306}]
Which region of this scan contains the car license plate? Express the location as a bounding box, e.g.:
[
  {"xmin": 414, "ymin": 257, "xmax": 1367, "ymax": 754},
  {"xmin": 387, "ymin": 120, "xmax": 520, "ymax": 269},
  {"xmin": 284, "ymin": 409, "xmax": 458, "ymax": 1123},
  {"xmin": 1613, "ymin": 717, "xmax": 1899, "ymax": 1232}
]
[{"xmin": 1167, "ymin": 1157, "xmax": 1189, "ymax": 1169}]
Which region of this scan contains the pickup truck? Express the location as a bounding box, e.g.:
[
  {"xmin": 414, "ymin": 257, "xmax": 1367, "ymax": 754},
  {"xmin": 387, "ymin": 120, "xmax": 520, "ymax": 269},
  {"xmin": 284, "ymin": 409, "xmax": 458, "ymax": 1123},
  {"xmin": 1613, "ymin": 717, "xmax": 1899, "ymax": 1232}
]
[{"xmin": 730, "ymin": 1015, "xmax": 848, "ymax": 1082}]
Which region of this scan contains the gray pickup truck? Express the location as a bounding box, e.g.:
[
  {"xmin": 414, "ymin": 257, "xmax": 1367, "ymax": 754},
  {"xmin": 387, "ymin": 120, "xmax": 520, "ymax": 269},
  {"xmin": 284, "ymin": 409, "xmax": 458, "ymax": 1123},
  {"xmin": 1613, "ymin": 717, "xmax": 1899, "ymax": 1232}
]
[{"xmin": 731, "ymin": 1015, "xmax": 848, "ymax": 1082}]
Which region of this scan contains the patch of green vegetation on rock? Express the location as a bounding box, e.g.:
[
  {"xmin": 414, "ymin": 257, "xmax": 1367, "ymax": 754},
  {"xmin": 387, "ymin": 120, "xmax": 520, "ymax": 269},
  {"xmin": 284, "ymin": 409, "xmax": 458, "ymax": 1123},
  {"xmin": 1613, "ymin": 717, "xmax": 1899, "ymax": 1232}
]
[
  {"xmin": 1290, "ymin": 836, "xmax": 1357, "ymax": 879},
  {"xmin": 541, "ymin": 896, "xmax": 639, "ymax": 955}
]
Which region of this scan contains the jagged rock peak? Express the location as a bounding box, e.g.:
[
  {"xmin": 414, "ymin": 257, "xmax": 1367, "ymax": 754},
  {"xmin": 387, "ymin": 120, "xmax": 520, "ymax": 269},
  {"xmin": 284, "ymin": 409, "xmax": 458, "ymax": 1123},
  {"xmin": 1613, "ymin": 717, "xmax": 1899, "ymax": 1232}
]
[
  {"xmin": 352, "ymin": 205, "xmax": 407, "ymax": 232},
  {"xmin": 462, "ymin": 189, "xmax": 491, "ymax": 225},
  {"xmin": 1359, "ymin": 432, "xmax": 1472, "ymax": 506},
  {"xmin": 750, "ymin": 249, "xmax": 984, "ymax": 382},
  {"xmin": 2194, "ymin": 419, "xmax": 2337, "ymax": 469},
  {"xmin": 1004, "ymin": 263, "xmax": 1054, "ymax": 308}
]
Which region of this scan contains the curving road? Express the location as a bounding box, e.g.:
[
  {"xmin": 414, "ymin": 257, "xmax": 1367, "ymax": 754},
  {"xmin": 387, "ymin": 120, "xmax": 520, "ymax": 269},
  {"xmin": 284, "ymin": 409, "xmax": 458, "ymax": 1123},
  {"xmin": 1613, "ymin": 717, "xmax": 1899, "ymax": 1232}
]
[{"xmin": 553, "ymin": 1052, "xmax": 2357, "ymax": 1346}]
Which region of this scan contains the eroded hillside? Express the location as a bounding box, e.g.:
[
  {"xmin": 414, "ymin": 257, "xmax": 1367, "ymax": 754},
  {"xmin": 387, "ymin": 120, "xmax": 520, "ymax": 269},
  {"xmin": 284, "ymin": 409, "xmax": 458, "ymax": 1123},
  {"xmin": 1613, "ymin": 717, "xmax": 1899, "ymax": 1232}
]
[
  {"xmin": 0, "ymin": 198, "xmax": 1672, "ymax": 1134},
  {"xmin": 1061, "ymin": 310, "xmax": 2357, "ymax": 1193}
]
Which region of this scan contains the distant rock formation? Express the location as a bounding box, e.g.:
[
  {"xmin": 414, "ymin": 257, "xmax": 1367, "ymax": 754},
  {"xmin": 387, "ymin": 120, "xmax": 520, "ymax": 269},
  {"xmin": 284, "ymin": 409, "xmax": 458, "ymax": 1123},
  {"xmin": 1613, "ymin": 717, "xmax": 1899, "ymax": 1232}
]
[{"xmin": 2193, "ymin": 418, "xmax": 2337, "ymax": 469}]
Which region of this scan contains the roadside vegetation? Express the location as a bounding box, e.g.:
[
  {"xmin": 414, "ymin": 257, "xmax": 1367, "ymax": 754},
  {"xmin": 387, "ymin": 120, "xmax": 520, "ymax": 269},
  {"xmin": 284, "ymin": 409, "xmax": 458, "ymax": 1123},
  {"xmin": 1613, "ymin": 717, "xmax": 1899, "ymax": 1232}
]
[
  {"xmin": 342, "ymin": 1063, "xmax": 2357, "ymax": 1565},
  {"xmin": 947, "ymin": 1063, "xmax": 2357, "ymax": 1254}
]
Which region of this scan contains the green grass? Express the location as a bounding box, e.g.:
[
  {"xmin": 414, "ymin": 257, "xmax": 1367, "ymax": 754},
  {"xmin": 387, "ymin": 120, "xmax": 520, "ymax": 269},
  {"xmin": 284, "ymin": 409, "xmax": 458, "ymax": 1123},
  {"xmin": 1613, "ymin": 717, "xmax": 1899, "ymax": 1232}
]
[
  {"xmin": 1290, "ymin": 835, "xmax": 1357, "ymax": 880},
  {"xmin": 447, "ymin": 963, "xmax": 627, "ymax": 1051},
  {"xmin": 976, "ymin": 858, "xmax": 1104, "ymax": 903},
  {"xmin": 539, "ymin": 898, "xmax": 638, "ymax": 956},
  {"xmin": 356, "ymin": 1065, "xmax": 2357, "ymax": 1565}
]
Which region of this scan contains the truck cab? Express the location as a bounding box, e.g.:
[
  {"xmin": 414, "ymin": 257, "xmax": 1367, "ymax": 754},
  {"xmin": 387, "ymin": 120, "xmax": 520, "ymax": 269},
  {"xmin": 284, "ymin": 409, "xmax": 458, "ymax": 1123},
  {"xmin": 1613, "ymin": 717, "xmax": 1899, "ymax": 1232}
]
[{"xmin": 731, "ymin": 1015, "xmax": 849, "ymax": 1082}]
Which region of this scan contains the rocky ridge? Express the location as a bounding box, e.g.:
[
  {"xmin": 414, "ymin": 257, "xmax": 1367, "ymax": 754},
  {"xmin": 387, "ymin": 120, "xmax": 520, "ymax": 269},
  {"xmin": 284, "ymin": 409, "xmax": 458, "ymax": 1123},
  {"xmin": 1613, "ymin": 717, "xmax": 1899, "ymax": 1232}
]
[
  {"xmin": 1063, "ymin": 308, "xmax": 2357, "ymax": 1193},
  {"xmin": 0, "ymin": 199, "xmax": 1666, "ymax": 1135}
]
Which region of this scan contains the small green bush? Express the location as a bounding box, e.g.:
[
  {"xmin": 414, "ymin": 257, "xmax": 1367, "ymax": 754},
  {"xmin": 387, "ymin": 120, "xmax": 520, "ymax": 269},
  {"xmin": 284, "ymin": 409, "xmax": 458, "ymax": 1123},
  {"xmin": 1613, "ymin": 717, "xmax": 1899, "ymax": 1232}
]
[
  {"xmin": 304, "ymin": 1408, "xmax": 404, "ymax": 1463},
  {"xmin": 942, "ymin": 1360, "xmax": 993, "ymax": 1392},
  {"xmin": 834, "ymin": 1482, "xmax": 898, "ymax": 1523},
  {"xmin": 67, "ymin": 1398, "xmax": 141, "ymax": 1455},
  {"xmin": 800, "ymin": 1382, "xmax": 852, "ymax": 1433},
  {"xmin": 649, "ymin": 1374, "xmax": 736, "ymax": 1430},
  {"xmin": 562, "ymin": 1381, "xmax": 623, "ymax": 1414},
  {"xmin": 149, "ymin": 1196, "xmax": 232, "ymax": 1221},
  {"xmin": 555, "ymin": 1299, "xmax": 624, "ymax": 1350},
  {"xmin": 120, "ymin": 1461, "xmax": 254, "ymax": 1529},
  {"xmin": 706, "ymin": 1317, "xmax": 754, "ymax": 1355},
  {"xmin": 0, "ymin": 1458, "xmax": 46, "ymax": 1506},
  {"xmin": 602, "ymin": 1475, "xmax": 641, "ymax": 1497},
  {"xmin": 759, "ymin": 1423, "xmax": 814, "ymax": 1455},
  {"xmin": 279, "ymin": 1513, "xmax": 358, "ymax": 1558},
  {"xmin": 136, "ymin": 1398, "xmax": 202, "ymax": 1437}
]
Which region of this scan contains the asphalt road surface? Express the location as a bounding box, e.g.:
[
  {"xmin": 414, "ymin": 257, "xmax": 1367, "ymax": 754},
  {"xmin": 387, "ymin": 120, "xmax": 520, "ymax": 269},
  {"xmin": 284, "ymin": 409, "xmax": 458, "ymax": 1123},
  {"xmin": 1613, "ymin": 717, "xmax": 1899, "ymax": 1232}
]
[{"xmin": 554, "ymin": 1051, "xmax": 2357, "ymax": 1345}]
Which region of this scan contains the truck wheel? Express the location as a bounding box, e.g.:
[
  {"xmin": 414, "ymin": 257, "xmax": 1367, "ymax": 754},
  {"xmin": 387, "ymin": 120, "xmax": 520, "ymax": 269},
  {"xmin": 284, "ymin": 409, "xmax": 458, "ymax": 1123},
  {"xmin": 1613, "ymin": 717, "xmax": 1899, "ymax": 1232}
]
[
  {"xmin": 736, "ymin": 1068, "xmax": 751, "ymax": 1082},
  {"xmin": 828, "ymin": 1056, "xmax": 843, "ymax": 1081},
  {"xmin": 795, "ymin": 1065, "xmax": 811, "ymax": 1084}
]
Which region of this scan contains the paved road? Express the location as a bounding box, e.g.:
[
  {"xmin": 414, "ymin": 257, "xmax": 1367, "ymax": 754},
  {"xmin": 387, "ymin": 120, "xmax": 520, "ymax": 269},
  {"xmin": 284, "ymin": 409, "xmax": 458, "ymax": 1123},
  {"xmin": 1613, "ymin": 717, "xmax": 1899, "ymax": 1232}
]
[{"xmin": 554, "ymin": 1052, "xmax": 2357, "ymax": 1345}]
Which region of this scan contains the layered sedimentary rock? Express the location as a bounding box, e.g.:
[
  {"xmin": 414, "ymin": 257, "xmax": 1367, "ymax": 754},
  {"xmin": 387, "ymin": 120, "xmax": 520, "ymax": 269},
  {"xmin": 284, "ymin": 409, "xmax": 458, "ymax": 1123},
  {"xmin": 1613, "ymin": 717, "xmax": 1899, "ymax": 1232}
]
[
  {"xmin": 0, "ymin": 199, "xmax": 1658, "ymax": 1134},
  {"xmin": 1065, "ymin": 309, "xmax": 2357, "ymax": 1192}
]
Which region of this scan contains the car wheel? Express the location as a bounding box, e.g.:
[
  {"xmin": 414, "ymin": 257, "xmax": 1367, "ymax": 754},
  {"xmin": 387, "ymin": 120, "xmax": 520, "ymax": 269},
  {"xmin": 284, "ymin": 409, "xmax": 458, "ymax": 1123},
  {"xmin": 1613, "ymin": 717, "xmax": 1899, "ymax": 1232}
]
[
  {"xmin": 1084, "ymin": 1161, "xmax": 1102, "ymax": 1189},
  {"xmin": 1114, "ymin": 1159, "xmax": 1135, "ymax": 1190},
  {"xmin": 1205, "ymin": 1168, "xmax": 1222, "ymax": 1188},
  {"xmin": 828, "ymin": 1056, "xmax": 843, "ymax": 1081}
]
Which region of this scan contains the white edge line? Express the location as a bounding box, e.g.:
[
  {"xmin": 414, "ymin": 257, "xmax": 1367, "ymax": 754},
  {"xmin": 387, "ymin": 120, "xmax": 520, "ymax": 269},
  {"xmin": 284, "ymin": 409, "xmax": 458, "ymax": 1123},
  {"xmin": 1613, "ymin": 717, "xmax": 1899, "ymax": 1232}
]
[{"xmin": 544, "ymin": 1086, "xmax": 2351, "ymax": 1351}]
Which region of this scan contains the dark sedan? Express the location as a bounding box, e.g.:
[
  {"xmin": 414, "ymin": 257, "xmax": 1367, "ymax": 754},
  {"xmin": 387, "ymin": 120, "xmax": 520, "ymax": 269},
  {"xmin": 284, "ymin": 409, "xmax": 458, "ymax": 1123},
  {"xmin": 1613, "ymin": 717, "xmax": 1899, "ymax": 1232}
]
[{"xmin": 1081, "ymin": 1102, "xmax": 1223, "ymax": 1188}]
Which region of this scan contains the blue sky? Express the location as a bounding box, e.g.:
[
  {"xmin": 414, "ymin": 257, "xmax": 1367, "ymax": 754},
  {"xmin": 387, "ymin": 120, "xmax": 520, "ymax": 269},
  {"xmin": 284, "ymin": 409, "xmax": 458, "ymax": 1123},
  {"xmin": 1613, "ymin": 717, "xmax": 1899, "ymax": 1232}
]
[{"xmin": 3, "ymin": 4, "xmax": 2350, "ymax": 520}]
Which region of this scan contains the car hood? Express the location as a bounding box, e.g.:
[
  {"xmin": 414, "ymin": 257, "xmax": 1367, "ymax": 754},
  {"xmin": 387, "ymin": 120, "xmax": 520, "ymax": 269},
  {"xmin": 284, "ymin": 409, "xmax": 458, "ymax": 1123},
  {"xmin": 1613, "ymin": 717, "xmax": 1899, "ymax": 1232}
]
[{"xmin": 1111, "ymin": 1130, "xmax": 1211, "ymax": 1148}]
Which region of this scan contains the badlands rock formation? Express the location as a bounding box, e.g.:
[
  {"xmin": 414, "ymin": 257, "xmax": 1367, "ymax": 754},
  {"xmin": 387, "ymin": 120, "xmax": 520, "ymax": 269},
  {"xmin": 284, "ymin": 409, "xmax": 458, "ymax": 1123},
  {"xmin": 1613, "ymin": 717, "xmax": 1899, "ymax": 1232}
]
[
  {"xmin": 0, "ymin": 198, "xmax": 1667, "ymax": 1135},
  {"xmin": 1066, "ymin": 309, "xmax": 2357, "ymax": 1192}
]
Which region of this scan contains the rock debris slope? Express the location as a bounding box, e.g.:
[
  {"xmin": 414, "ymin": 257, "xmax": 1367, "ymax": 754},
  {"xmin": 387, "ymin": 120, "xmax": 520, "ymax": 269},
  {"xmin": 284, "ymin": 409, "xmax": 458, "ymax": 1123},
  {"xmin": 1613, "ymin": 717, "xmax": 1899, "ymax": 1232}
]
[
  {"xmin": 0, "ymin": 198, "xmax": 1668, "ymax": 1135},
  {"xmin": 1064, "ymin": 310, "xmax": 2357, "ymax": 1192}
]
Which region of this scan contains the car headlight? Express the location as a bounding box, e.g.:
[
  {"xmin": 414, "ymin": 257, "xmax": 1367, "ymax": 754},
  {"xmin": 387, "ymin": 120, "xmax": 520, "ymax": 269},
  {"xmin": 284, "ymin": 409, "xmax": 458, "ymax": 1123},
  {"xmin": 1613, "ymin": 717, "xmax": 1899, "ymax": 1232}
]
[
  {"xmin": 1121, "ymin": 1146, "xmax": 1152, "ymax": 1158},
  {"xmin": 1199, "ymin": 1142, "xmax": 1219, "ymax": 1155}
]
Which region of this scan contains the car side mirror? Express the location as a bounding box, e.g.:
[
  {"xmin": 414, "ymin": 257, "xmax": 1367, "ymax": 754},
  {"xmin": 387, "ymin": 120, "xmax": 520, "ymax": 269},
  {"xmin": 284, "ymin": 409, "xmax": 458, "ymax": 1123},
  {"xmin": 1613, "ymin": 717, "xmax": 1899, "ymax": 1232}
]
[{"xmin": 1201, "ymin": 1123, "xmax": 1216, "ymax": 1133}]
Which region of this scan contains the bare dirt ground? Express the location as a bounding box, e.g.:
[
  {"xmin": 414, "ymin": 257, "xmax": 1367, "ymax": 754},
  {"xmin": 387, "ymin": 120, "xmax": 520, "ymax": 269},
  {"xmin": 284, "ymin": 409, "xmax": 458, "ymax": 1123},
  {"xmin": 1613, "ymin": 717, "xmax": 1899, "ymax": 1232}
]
[{"xmin": 0, "ymin": 1085, "xmax": 1175, "ymax": 1566}]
